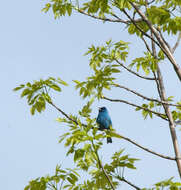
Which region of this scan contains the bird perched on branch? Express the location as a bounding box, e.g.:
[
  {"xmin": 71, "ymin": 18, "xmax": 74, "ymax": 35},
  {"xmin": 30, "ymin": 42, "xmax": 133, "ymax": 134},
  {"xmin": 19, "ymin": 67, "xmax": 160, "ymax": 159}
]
[{"xmin": 96, "ymin": 107, "xmax": 112, "ymax": 143}]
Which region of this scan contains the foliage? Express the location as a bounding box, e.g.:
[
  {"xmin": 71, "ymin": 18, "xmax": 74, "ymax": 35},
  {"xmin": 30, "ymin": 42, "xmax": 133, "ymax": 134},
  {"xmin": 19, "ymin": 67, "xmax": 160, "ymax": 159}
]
[
  {"xmin": 14, "ymin": 0, "xmax": 181, "ymax": 189},
  {"xmin": 143, "ymin": 177, "xmax": 181, "ymax": 190},
  {"xmin": 73, "ymin": 40, "xmax": 128, "ymax": 99},
  {"xmin": 24, "ymin": 165, "xmax": 80, "ymax": 190},
  {"xmin": 13, "ymin": 77, "xmax": 68, "ymax": 115}
]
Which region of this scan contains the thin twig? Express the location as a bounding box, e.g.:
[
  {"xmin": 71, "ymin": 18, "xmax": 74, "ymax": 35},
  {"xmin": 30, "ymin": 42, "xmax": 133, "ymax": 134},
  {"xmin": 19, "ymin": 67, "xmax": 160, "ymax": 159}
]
[
  {"xmin": 158, "ymin": 28, "xmax": 172, "ymax": 51},
  {"xmin": 118, "ymin": 177, "xmax": 141, "ymax": 190},
  {"xmin": 103, "ymin": 96, "xmax": 167, "ymax": 120},
  {"xmin": 150, "ymin": 32, "xmax": 163, "ymax": 99},
  {"xmin": 172, "ymin": 32, "xmax": 181, "ymax": 54},
  {"xmin": 115, "ymin": 59, "xmax": 156, "ymax": 80},
  {"xmin": 49, "ymin": 101, "xmax": 78, "ymax": 125},
  {"xmin": 140, "ymin": 35, "xmax": 151, "ymax": 53},
  {"xmin": 77, "ymin": 9, "xmax": 128, "ymax": 24},
  {"xmin": 77, "ymin": 7, "xmax": 144, "ymax": 26},
  {"xmin": 147, "ymin": 0, "xmax": 156, "ymax": 5},
  {"xmin": 111, "ymin": 12, "xmax": 143, "ymax": 24},
  {"xmin": 113, "ymin": 83, "xmax": 180, "ymax": 107},
  {"xmin": 153, "ymin": 71, "xmax": 162, "ymax": 99},
  {"xmin": 47, "ymin": 183, "xmax": 55, "ymax": 190},
  {"xmin": 111, "ymin": 131, "xmax": 175, "ymax": 160}
]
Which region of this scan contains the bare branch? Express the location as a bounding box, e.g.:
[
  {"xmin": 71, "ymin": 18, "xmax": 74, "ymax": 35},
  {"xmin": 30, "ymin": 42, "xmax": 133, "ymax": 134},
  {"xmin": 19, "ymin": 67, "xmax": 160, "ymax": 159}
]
[
  {"xmin": 111, "ymin": 12, "xmax": 143, "ymax": 24},
  {"xmin": 172, "ymin": 32, "xmax": 181, "ymax": 54},
  {"xmin": 103, "ymin": 96, "xmax": 167, "ymax": 120},
  {"xmin": 49, "ymin": 101, "xmax": 78, "ymax": 125},
  {"xmin": 118, "ymin": 177, "xmax": 141, "ymax": 190},
  {"xmin": 150, "ymin": 31, "xmax": 181, "ymax": 177},
  {"xmin": 115, "ymin": 59, "xmax": 156, "ymax": 80},
  {"xmin": 150, "ymin": 33, "xmax": 163, "ymax": 98},
  {"xmin": 153, "ymin": 71, "xmax": 162, "ymax": 99},
  {"xmin": 111, "ymin": 131, "xmax": 175, "ymax": 160},
  {"xmin": 156, "ymin": 64, "xmax": 181, "ymax": 178},
  {"xmin": 113, "ymin": 83, "xmax": 180, "ymax": 107},
  {"xmin": 140, "ymin": 35, "xmax": 151, "ymax": 53},
  {"xmin": 77, "ymin": 8, "xmax": 145, "ymax": 26},
  {"xmin": 151, "ymin": 31, "xmax": 156, "ymax": 56},
  {"xmin": 157, "ymin": 28, "xmax": 172, "ymax": 51},
  {"xmin": 77, "ymin": 9, "xmax": 128, "ymax": 24},
  {"xmin": 147, "ymin": 0, "xmax": 156, "ymax": 5}
]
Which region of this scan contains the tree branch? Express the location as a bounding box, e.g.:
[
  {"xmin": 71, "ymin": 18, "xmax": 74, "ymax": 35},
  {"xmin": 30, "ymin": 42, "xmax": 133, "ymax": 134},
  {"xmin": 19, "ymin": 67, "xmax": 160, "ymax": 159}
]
[
  {"xmin": 77, "ymin": 9, "xmax": 129, "ymax": 24},
  {"xmin": 157, "ymin": 28, "xmax": 172, "ymax": 51},
  {"xmin": 113, "ymin": 83, "xmax": 180, "ymax": 107},
  {"xmin": 140, "ymin": 35, "xmax": 151, "ymax": 53},
  {"xmin": 110, "ymin": 131, "xmax": 175, "ymax": 160},
  {"xmin": 147, "ymin": 0, "xmax": 156, "ymax": 5},
  {"xmin": 49, "ymin": 101, "xmax": 78, "ymax": 125},
  {"xmin": 172, "ymin": 32, "xmax": 181, "ymax": 54},
  {"xmin": 49, "ymin": 101, "xmax": 175, "ymax": 161},
  {"xmin": 118, "ymin": 177, "xmax": 141, "ymax": 190},
  {"xmin": 153, "ymin": 71, "xmax": 162, "ymax": 99},
  {"xmin": 76, "ymin": 7, "xmax": 143, "ymax": 25},
  {"xmin": 115, "ymin": 59, "xmax": 156, "ymax": 80},
  {"xmin": 102, "ymin": 96, "xmax": 167, "ymax": 120},
  {"xmin": 156, "ymin": 64, "xmax": 181, "ymax": 178},
  {"xmin": 150, "ymin": 33, "xmax": 181, "ymax": 177}
]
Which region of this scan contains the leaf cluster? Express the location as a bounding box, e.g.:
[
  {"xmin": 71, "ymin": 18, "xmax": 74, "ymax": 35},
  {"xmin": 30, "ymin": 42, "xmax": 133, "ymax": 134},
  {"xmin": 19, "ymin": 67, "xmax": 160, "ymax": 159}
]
[
  {"xmin": 24, "ymin": 165, "xmax": 80, "ymax": 190},
  {"xmin": 143, "ymin": 177, "xmax": 181, "ymax": 190},
  {"xmin": 147, "ymin": 5, "xmax": 181, "ymax": 35},
  {"xmin": 129, "ymin": 52, "xmax": 158, "ymax": 75},
  {"xmin": 73, "ymin": 40, "xmax": 129, "ymax": 99},
  {"xmin": 42, "ymin": 0, "xmax": 72, "ymax": 19},
  {"xmin": 13, "ymin": 77, "xmax": 68, "ymax": 115},
  {"xmin": 81, "ymin": 0, "xmax": 110, "ymax": 17}
]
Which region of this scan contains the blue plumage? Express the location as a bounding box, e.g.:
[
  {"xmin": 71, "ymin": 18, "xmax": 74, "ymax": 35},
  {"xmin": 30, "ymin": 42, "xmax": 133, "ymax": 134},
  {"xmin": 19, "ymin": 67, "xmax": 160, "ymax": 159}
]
[{"xmin": 96, "ymin": 107, "xmax": 112, "ymax": 143}]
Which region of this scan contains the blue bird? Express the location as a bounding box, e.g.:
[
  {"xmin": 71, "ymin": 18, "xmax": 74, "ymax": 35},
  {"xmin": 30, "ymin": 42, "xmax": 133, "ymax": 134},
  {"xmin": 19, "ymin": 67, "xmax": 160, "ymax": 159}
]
[{"xmin": 96, "ymin": 107, "xmax": 112, "ymax": 143}]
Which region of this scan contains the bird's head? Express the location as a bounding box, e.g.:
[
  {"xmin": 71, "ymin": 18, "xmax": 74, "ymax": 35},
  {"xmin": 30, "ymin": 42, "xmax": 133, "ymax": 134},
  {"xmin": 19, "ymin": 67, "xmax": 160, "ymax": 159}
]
[{"xmin": 99, "ymin": 107, "xmax": 108, "ymax": 113}]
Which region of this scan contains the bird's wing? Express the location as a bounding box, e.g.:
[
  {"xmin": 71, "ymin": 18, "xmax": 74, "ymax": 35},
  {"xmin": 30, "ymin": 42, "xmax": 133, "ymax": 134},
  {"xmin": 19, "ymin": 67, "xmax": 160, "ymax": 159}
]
[{"xmin": 104, "ymin": 117, "xmax": 112, "ymax": 129}]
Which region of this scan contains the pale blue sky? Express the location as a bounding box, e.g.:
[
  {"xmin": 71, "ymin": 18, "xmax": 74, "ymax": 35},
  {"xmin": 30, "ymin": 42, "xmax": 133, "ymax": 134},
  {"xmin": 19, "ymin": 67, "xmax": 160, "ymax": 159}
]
[{"xmin": 1, "ymin": 0, "xmax": 181, "ymax": 189}]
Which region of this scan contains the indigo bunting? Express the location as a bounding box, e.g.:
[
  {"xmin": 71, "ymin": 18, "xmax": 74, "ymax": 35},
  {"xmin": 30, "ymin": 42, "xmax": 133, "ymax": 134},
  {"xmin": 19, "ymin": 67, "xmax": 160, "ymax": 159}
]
[{"xmin": 96, "ymin": 107, "xmax": 112, "ymax": 143}]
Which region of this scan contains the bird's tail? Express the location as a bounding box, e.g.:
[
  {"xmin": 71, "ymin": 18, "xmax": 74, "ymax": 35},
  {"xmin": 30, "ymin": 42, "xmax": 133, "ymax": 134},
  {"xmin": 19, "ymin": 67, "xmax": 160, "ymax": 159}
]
[{"xmin": 107, "ymin": 137, "xmax": 112, "ymax": 143}]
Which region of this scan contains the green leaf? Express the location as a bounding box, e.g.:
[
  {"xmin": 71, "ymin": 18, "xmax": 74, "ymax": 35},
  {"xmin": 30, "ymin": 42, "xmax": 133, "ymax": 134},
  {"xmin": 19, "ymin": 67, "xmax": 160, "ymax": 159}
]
[
  {"xmin": 67, "ymin": 176, "xmax": 74, "ymax": 184},
  {"xmin": 135, "ymin": 107, "xmax": 141, "ymax": 111},
  {"xmin": 50, "ymin": 84, "xmax": 61, "ymax": 92},
  {"xmin": 21, "ymin": 88, "xmax": 30, "ymax": 97},
  {"xmin": 30, "ymin": 106, "xmax": 35, "ymax": 115},
  {"xmin": 67, "ymin": 3, "xmax": 72, "ymax": 16},
  {"xmin": 111, "ymin": 68, "xmax": 120, "ymax": 73},
  {"xmin": 69, "ymin": 173, "xmax": 78, "ymax": 183},
  {"xmin": 74, "ymin": 149, "xmax": 85, "ymax": 162},
  {"xmin": 13, "ymin": 84, "xmax": 25, "ymax": 91},
  {"xmin": 57, "ymin": 77, "xmax": 68, "ymax": 86},
  {"xmin": 125, "ymin": 163, "xmax": 136, "ymax": 169}
]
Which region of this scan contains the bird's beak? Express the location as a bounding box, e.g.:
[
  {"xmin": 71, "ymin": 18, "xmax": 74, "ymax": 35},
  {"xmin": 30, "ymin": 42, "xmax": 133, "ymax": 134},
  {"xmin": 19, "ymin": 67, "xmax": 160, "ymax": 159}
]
[{"xmin": 98, "ymin": 107, "xmax": 101, "ymax": 111}]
